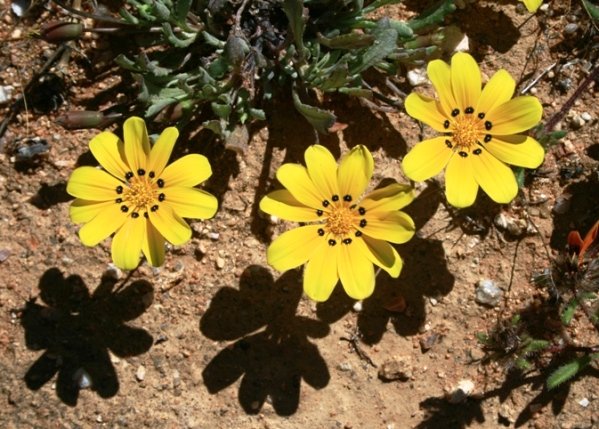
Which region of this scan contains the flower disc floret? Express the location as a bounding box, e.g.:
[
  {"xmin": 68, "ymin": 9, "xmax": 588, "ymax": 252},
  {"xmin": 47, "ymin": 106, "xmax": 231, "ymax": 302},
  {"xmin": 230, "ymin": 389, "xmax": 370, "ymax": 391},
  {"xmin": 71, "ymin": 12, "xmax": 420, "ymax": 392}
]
[
  {"xmin": 260, "ymin": 144, "xmax": 416, "ymax": 302},
  {"xmin": 67, "ymin": 117, "xmax": 218, "ymax": 270},
  {"xmin": 402, "ymin": 52, "xmax": 545, "ymax": 208}
]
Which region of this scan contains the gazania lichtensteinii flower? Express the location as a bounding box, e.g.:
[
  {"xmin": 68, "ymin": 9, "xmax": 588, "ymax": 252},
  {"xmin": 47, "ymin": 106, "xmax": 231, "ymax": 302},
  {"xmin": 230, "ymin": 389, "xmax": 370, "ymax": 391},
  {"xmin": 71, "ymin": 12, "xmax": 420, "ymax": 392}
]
[
  {"xmin": 67, "ymin": 117, "xmax": 218, "ymax": 269},
  {"xmin": 402, "ymin": 52, "xmax": 545, "ymax": 207},
  {"xmin": 260, "ymin": 145, "xmax": 415, "ymax": 301}
]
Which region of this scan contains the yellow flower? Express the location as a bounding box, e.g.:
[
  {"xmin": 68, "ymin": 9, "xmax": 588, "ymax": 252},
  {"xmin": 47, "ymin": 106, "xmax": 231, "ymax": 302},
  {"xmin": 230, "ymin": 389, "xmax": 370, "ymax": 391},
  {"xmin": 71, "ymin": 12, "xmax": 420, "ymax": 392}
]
[
  {"xmin": 67, "ymin": 117, "xmax": 218, "ymax": 269},
  {"xmin": 260, "ymin": 145, "xmax": 415, "ymax": 302},
  {"xmin": 402, "ymin": 52, "xmax": 544, "ymax": 208},
  {"xmin": 522, "ymin": 0, "xmax": 543, "ymax": 12}
]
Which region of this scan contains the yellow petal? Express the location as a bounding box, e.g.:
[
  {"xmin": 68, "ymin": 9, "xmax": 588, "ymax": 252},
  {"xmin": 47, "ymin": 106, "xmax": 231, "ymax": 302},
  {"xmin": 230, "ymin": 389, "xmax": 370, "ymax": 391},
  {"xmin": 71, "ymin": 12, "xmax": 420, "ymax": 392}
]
[
  {"xmin": 405, "ymin": 93, "xmax": 449, "ymax": 132},
  {"xmin": 123, "ymin": 117, "xmax": 150, "ymax": 172},
  {"xmin": 523, "ymin": 0, "xmax": 542, "ymax": 12},
  {"xmin": 471, "ymin": 148, "xmax": 518, "ymax": 204},
  {"xmin": 361, "ymin": 183, "xmax": 414, "ymax": 214},
  {"xmin": 402, "ymin": 136, "xmax": 454, "ymax": 182},
  {"xmin": 89, "ymin": 131, "xmax": 128, "ymax": 179},
  {"xmin": 360, "ymin": 211, "xmax": 415, "ymax": 244},
  {"xmin": 163, "ymin": 186, "xmax": 218, "ymax": 220},
  {"xmin": 148, "ymin": 127, "xmax": 178, "ymax": 176},
  {"xmin": 338, "ymin": 242, "xmax": 375, "ymax": 300},
  {"xmin": 476, "ymin": 70, "xmax": 515, "ymax": 116},
  {"xmin": 266, "ymin": 225, "xmax": 323, "ymax": 272},
  {"xmin": 359, "ymin": 235, "xmax": 403, "ymax": 278},
  {"xmin": 427, "ymin": 59, "xmax": 457, "ymax": 117},
  {"xmin": 303, "ymin": 239, "xmax": 339, "ymax": 302},
  {"xmin": 450, "ymin": 52, "xmax": 481, "ymax": 112},
  {"xmin": 160, "ymin": 154, "xmax": 212, "ymax": 187},
  {"xmin": 337, "ymin": 145, "xmax": 374, "ymax": 199},
  {"xmin": 70, "ymin": 199, "xmax": 113, "ymax": 223},
  {"xmin": 67, "ymin": 166, "xmax": 123, "ymax": 201},
  {"xmin": 111, "ymin": 218, "xmax": 145, "ymax": 270},
  {"xmin": 305, "ymin": 145, "xmax": 339, "ymax": 200},
  {"xmin": 259, "ymin": 189, "xmax": 321, "ymax": 222},
  {"xmin": 486, "ymin": 96, "xmax": 542, "ymax": 135},
  {"xmin": 485, "ymin": 135, "xmax": 545, "ymax": 169},
  {"xmin": 445, "ymin": 153, "xmax": 478, "ymax": 208},
  {"xmin": 148, "ymin": 203, "xmax": 191, "ymax": 245},
  {"xmin": 142, "ymin": 221, "xmax": 165, "ymax": 267},
  {"xmin": 276, "ymin": 163, "xmax": 323, "ymax": 208},
  {"xmin": 78, "ymin": 204, "xmax": 128, "ymax": 246}
]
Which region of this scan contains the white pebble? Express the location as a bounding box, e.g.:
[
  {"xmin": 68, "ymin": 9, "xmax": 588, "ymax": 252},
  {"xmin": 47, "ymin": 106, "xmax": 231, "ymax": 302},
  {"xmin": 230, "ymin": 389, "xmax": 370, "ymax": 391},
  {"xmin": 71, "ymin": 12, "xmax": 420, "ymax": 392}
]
[
  {"xmin": 578, "ymin": 397, "xmax": 590, "ymax": 408},
  {"xmin": 352, "ymin": 301, "xmax": 363, "ymax": 312},
  {"xmin": 454, "ymin": 35, "xmax": 470, "ymax": 52},
  {"xmin": 208, "ymin": 232, "xmax": 220, "ymax": 240},
  {"xmin": 581, "ymin": 112, "xmax": 592, "ymax": 122},
  {"xmin": 135, "ymin": 365, "xmax": 146, "ymax": 382},
  {"xmin": 0, "ymin": 85, "xmax": 14, "ymax": 104},
  {"xmin": 407, "ymin": 68, "xmax": 429, "ymax": 87}
]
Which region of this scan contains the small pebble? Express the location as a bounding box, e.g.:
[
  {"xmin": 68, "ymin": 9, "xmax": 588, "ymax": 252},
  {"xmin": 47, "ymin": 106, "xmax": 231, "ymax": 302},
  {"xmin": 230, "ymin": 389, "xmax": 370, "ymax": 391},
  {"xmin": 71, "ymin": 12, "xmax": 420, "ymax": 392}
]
[
  {"xmin": 475, "ymin": 279, "xmax": 502, "ymax": 307},
  {"xmin": 378, "ymin": 359, "xmax": 412, "ymax": 382},
  {"xmin": 564, "ymin": 23, "xmax": 578, "ymax": 35},
  {"xmin": 0, "ymin": 249, "xmax": 10, "ymax": 262},
  {"xmin": 74, "ymin": 368, "xmax": 92, "ymax": 389},
  {"xmin": 420, "ymin": 332, "xmax": 440, "ymax": 352},
  {"xmin": 407, "ymin": 68, "xmax": 428, "ymax": 87},
  {"xmin": 454, "ymin": 35, "xmax": 469, "ymax": 52},
  {"xmin": 215, "ymin": 257, "xmax": 225, "ymax": 270},
  {"xmin": 104, "ymin": 263, "xmax": 122, "ymax": 280},
  {"xmin": 136, "ymin": 365, "xmax": 146, "ymax": 382},
  {"xmin": 337, "ymin": 362, "xmax": 353, "ymax": 372},
  {"xmin": 447, "ymin": 379, "xmax": 475, "ymax": 404},
  {"xmin": 581, "ymin": 112, "xmax": 592, "ymax": 122},
  {"xmin": 208, "ymin": 232, "xmax": 220, "ymax": 240},
  {"xmin": 352, "ymin": 301, "xmax": 363, "ymax": 312},
  {"xmin": 570, "ymin": 115, "xmax": 586, "ymax": 129},
  {"xmin": 0, "ymin": 86, "xmax": 14, "ymax": 104},
  {"xmin": 578, "ymin": 397, "xmax": 590, "ymax": 408}
]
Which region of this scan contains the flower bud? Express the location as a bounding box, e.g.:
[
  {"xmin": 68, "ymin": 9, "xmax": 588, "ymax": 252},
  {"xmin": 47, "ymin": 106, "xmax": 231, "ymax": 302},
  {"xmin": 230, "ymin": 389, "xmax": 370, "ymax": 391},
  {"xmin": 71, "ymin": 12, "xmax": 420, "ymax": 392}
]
[
  {"xmin": 40, "ymin": 21, "xmax": 83, "ymax": 43},
  {"xmin": 56, "ymin": 111, "xmax": 119, "ymax": 129}
]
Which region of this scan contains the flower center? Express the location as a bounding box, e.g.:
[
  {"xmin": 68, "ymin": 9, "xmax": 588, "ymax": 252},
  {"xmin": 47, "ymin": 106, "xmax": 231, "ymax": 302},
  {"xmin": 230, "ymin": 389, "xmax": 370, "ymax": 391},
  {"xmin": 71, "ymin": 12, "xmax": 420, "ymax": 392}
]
[
  {"xmin": 326, "ymin": 206, "xmax": 355, "ymax": 236},
  {"xmin": 124, "ymin": 177, "xmax": 156, "ymax": 210},
  {"xmin": 452, "ymin": 115, "xmax": 482, "ymax": 148}
]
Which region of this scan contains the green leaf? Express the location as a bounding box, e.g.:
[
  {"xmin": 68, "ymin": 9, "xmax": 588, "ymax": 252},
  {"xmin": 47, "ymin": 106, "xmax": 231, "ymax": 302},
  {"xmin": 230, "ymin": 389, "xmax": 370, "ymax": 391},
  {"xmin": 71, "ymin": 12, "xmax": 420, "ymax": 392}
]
[
  {"xmin": 202, "ymin": 119, "xmax": 224, "ymax": 136},
  {"xmin": 283, "ymin": 0, "xmax": 306, "ymax": 57},
  {"xmin": 514, "ymin": 167, "xmax": 525, "ymax": 189},
  {"xmin": 561, "ymin": 298, "xmax": 579, "ymax": 326},
  {"xmin": 119, "ymin": 7, "xmax": 140, "ymax": 25},
  {"xmin": 515, "ymin": 357, "xmax": 532, "ymax": 370},
  {"xmin": 582, "ymin": 0, "xmax": 599, "ymax": 26},
  {"xmin": 114, "ymin": 54, "xmax": 144, "ymax": 72},
  {"xmin": 175, "ymin": 0, "xmax": 192, "ymax": 24},
  {"xmin": 475, "ymin": 332, "xmax": 489, "ymax": 345},
  {"xmin": 146, "ymin": 98, "xmax": 178, "ymax": 117},
  {"xmin": 317, "ymin": 32, "xmax": 375, "ymax": 49},
  {"xmin": 408, "ymin": 0, "xmax": 456, "ymax": 32},
  {"xmin": 547, "ymin": 355, "xmax": 592, "ymax": 390},
  {"xmin": 338, "ymin": 87, "xmax": 372, "ymax": 98},
  {"xmin": 162, "ymin": 22, "xmax": 196, "ymax": 48},
  {"xmin": 350, "ymin": 27, "xmax": 398, "ymax": 74},
  {"xmin": 521, "ymin": 339, "xmax": 550, "ymax": 354},
  {"xmin": 152, "ymin": 0, "xmax": 170, "ymax": 20},
  {"xmin": 211, "ymin": 102, "xmax": 231, "ymax": 119},
  {"xmin": 292, "ymin": 90, "xmax": 336, "ymax": 134}
]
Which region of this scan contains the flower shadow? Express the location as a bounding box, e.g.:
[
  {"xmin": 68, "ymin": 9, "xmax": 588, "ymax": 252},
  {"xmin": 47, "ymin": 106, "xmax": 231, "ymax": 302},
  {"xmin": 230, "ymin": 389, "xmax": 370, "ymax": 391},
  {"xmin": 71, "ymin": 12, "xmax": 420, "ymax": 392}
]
[
  {"xmin": 20, "ymin": 268, "xmax": 154, "ymax": 406},
  {"xmin": 200, "ymin": 265, "xmax": 330, "ymax": 416},
  {"xmin": 317, "ymin": 181, "xmax": 455, "ymax": 344}
]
